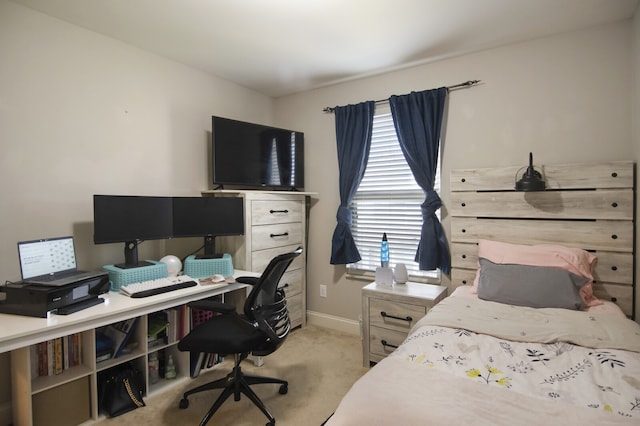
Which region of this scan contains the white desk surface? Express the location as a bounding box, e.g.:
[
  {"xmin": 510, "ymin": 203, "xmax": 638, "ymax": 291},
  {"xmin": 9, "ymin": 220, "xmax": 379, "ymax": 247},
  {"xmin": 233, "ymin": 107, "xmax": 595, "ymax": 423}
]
[{"xmin": 0, "ymin": 271, "xmax": 256, "ymax": 354}]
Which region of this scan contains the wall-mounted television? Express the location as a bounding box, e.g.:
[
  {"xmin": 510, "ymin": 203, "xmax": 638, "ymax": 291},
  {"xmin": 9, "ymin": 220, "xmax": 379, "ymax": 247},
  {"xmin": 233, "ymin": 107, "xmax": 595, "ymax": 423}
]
[{"xmin": 212, "ymin": 116, "xmax": 304, "ymax": 190}]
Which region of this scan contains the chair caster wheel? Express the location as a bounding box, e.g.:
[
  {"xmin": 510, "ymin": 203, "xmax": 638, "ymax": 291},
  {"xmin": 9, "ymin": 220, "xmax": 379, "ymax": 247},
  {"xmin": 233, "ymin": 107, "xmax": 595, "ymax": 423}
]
[
  {"xmin": 278, "ymin": 384, "xmax": 288, "ymax": 395},
  {"xmin": 179, "ymin": 398, "xmax": 189, "ymax": 409},
  {"xmin": 266, "ymin": 421, "xmax": 275, "ymax": 426}
]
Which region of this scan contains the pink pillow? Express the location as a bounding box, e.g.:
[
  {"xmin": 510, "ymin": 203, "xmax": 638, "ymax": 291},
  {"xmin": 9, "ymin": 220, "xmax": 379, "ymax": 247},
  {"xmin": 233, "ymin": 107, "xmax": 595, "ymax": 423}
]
[{"xmin": 472, "ymin": 239, "xmax": 602, "ymax": 307}]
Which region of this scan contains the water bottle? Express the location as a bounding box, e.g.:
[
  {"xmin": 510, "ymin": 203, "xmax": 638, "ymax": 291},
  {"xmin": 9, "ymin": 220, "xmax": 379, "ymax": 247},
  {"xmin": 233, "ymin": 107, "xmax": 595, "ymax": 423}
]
[
  {"xmin": 149, "ymin": 352, "xmax": 159, "ymax": 384},
  {"xmin": 380, "ymin": 233, "xmax": 389, "ymax": 267}
]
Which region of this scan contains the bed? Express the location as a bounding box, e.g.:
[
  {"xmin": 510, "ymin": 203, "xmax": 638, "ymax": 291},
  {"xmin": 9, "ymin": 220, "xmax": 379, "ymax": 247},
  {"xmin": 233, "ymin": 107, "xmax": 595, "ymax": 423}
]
[{"xmin": 326, "ymin": 161, "xmax": 638, "ymax": 425}]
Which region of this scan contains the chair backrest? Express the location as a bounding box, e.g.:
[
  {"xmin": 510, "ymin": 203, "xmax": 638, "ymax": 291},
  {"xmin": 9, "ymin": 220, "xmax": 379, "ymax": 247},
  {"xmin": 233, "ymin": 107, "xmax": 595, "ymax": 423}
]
[{"xmin": 245, "ymin": 247, "xmax": 303, "ymax": 355}]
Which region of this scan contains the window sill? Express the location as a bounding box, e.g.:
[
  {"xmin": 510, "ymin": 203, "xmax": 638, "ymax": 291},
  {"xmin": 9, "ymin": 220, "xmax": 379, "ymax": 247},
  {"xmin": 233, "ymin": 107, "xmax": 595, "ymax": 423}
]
[{"xmin": 346, "ymin": 268, "xmax": 441, "ymax": 285}]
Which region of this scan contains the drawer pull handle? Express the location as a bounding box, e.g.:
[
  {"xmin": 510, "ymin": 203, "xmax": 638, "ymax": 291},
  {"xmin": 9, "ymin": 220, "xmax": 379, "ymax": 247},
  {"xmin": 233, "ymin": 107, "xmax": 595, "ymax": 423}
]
[
  {"xmin": 380, "ymin": 311, "xmax": 413, "ymax": 322},
  {"xmin": 270, "ymin": 232, "xmax": 289, "ymax": 238},
  {"xmin": 270, "ymin": 209, "xmax": 289, "ymax": 214},
  {"xmin": 380, "ymin": 339, "xmax": 399, "ymax": 350}
]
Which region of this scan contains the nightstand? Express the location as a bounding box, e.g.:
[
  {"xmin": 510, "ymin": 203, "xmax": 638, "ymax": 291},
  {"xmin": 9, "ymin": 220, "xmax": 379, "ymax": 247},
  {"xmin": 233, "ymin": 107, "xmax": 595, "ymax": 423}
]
[{"xmin": 362, "ymin": 282, "xmax": 447, "ymax": 366}]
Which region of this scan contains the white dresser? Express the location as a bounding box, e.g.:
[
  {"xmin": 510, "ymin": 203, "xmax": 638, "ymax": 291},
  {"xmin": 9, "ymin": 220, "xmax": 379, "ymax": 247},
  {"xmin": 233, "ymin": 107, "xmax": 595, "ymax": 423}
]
[{"xmin": 202, "ymin": 190, "xmax": 313, "ymax": 328}]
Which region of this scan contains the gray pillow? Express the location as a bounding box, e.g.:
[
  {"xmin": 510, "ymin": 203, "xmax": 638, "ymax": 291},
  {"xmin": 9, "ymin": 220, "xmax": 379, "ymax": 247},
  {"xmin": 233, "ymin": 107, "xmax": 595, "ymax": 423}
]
[{"xmin": 477, "ymin": 258, "xmax": 588, "ymax": 310}]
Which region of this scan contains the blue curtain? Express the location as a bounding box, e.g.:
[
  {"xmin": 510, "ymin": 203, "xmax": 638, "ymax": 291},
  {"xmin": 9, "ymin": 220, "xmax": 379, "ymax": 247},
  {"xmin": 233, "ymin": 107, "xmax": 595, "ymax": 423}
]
[
  {"xmin": 330, "ymin": 101, "xmax": 375, "ymax": 265},
  {"xmin": 389, "ymin": 88, "xmax": 451, "ymax": 275}
]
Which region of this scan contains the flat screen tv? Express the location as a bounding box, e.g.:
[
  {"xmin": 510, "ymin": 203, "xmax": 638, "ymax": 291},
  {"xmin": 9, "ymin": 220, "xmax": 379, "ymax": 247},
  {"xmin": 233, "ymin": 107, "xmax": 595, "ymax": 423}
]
[{"xmin": 212, "ymin": 116, "xmax": 304, "ymax": 190}]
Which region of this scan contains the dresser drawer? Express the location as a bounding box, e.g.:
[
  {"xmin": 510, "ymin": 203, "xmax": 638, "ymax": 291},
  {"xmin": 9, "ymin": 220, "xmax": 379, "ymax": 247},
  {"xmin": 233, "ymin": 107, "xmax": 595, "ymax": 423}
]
[
  {"xmin": 369, "ymin": 326, "xmax": 407, "ymax": 358},
  {"xmin": 251, "ymin": 200, "xmax": 302, "ymax": 225},
  {"xmin": 278, "ymin": 269, "xmax": 303, "ymax": 297},
  {"xmin": 251, "ymin": 222, "xmax": 302, "ymax": 251},
  {"xmin": 287, "ymin": 293, "xmax": 303, "ymax": 329},
  {"xmin": 251, "ymin": 244, "xmax": 304, "ymax": 273},
  {"xmin": 369, "ymin": 298, "xmax": 426, "ymax": 333}
]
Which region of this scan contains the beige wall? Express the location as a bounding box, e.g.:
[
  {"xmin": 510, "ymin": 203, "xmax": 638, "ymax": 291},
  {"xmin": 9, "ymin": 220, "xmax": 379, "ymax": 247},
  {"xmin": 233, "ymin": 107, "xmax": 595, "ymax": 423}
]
[
  {"xmin": 0, "ymin": 1, "xmax": 274, "ymax": 421},
  {"xmin": 275, "ymin": 20, "xmax": 636, "ymax": 326},
  {"xmin": 0, "ymin": 1, "xmax": 274, "ymax": 280}
]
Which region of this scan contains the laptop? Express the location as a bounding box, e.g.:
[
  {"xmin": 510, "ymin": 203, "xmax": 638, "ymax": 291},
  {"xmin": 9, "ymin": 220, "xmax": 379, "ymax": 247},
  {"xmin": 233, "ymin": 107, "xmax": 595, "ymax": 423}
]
[{"xmin": 18, "ymin": 236, "xmax": 105, "ymax": 286}]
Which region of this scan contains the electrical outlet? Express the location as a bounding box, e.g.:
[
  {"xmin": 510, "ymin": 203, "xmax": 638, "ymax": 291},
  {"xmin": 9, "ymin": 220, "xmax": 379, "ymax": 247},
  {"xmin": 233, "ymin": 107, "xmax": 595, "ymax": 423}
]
[{"xmin": 320, "ymin": 284, "xmax": 327, "ymax": 298}]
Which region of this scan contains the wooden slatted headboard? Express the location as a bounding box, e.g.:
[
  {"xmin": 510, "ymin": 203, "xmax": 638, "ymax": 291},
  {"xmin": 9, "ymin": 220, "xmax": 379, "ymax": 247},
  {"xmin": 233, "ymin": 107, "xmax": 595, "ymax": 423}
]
[{"xmin": 449, "ymin": 161, "xmax": 636, "ymax": 318}]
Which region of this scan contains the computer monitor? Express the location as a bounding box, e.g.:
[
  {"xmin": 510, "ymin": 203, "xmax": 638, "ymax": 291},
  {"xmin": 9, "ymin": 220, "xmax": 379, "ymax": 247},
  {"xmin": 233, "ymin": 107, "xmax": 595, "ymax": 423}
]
[
  {"xmin": 172, "ymin": 197, "xmax": 244, "ymax": 258},
  {"xmin": 93, "ymin": 195, "xmax": 173, "ymax": 269}
]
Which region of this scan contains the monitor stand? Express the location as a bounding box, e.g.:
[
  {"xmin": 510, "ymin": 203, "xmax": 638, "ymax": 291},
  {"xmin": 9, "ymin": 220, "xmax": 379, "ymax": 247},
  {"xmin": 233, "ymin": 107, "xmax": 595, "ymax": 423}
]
[
  {"xmin": 195, "ymin": 253, "xmax": 223, "ymax": 259},
  {"xmin": 198, "ymin": 236, "xmax": 223, "ymax": 259},
  {"xmin": 115, "ymin": 241, "xmax": 153, "ymax": 269}
]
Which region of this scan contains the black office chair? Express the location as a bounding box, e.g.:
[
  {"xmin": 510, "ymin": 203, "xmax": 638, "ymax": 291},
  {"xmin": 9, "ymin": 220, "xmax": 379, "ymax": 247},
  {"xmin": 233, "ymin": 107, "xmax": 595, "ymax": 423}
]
[{"xmin": 178, "ymin": 247, "xmax": 303, "ymax": 426}]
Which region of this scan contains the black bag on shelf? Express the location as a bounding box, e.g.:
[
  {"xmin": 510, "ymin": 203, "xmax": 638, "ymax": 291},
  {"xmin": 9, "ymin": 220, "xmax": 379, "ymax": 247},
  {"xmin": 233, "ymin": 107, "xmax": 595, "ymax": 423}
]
[{"xmin": 99, "ymin": 363, "xmax": 146, "ymax": 417}]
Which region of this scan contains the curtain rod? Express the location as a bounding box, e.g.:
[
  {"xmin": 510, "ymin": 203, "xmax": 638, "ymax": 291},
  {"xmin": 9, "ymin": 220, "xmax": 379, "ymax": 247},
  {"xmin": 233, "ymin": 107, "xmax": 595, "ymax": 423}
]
[{"xmin": 322, "ymin": 79, "xmax": 481, "ymax": 113}]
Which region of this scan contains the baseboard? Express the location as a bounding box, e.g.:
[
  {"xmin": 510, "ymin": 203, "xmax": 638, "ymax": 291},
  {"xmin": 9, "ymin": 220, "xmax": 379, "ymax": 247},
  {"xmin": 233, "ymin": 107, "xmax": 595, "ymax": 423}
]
[{"xmin": 306, "ymin": 310, "xmax": 360, "ymax": 336}]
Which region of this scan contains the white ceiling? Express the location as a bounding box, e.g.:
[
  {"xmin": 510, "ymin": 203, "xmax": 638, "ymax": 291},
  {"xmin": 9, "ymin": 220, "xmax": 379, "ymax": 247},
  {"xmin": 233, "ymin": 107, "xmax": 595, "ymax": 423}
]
[{"xmin": 11, "ymin": 0, "xmax": 639, "ymax": 98}]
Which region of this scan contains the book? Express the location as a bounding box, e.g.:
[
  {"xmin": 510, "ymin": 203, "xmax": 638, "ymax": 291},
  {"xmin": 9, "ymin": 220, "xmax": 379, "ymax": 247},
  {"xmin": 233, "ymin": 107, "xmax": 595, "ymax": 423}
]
[
  {"xmin": 37, "ymin": 342, "xmax": 47, "ymax": 377},
  {"xmin": 148, "ymin": 311, "xmax": 169, "ymax": 349},
  {"xmin": 103, "ymin": 317, "xmax": 138, "ymax": 358},
  {"xmin": 71, "ymin": 333, "xmax": 82, "ymax": 367},
  {"xmin": 206, "ymin": 353, "xmax": 215, "ymax": 369},
  {"xmin": 148, "ymin": 312, "xmax": 168, "ymax": 339},
  {"xmin": 62, "ymin": 335, "xmax": 70, "ymax": 370},
  {"xmin": 95, "ymin": 330, "xmax": 114, "ymax": 363},
  {"xmin": 96, "ymin": 352, "xmax": 112, "ymax": 363},
  {"xmin": 47, "ymin": 340, "xmax": 54, "ymax": 376},
  {"xmin": 189, "ymin": 352, "xmax": 205, "ymax": 378},
  {"xmin": 180, "ymin": 305, "xmax": 189, "ymax": 338},
  {"xmin": 54, "ymin": 337, "xmax": 63, "ymax": 375}
]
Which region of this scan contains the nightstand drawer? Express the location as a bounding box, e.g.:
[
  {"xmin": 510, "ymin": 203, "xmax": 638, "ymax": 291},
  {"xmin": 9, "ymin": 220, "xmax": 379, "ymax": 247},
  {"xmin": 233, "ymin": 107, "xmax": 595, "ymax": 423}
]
[
  {"xmin": 251, "ymin": 200, "xmax": 303, "ymax": 225},
  {"xmin": 369, "ymin": 326, "xmax": 407, "ymax": 358},
  {"xmin": 251, "ymin": 223, "xmax": 302, "ymax": 251},
  {"xmin": 369, "ymin": 298, "xmax": 426, "ymax": 332}
]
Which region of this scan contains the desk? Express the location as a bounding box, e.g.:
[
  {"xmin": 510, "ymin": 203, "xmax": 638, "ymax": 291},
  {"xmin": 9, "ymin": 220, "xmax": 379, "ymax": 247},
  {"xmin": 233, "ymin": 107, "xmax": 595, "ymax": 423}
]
[{"xmin": 1, "ymin": 273, "xmax": 254, "ymax": 426}]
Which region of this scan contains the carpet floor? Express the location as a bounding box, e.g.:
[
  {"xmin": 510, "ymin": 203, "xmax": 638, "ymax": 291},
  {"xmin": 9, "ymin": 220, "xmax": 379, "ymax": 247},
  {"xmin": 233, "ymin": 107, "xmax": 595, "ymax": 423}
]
[{"xmin": 94, "ymin": 325, "xmax": 369, "ymax": 425}]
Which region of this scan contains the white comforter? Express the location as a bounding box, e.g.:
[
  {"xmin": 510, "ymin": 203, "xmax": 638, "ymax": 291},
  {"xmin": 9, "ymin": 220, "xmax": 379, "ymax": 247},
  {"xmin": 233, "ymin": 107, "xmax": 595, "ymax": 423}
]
[{"xmin": 327, "ymin": 295, "xmax": 640, "ymax": 425}]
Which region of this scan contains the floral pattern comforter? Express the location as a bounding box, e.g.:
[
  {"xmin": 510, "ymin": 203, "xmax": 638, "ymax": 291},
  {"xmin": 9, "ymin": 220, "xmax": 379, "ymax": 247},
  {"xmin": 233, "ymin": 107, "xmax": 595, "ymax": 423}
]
[{"xmin": 390, "ymin": 297, "xmax": 640, "ymax": 420}]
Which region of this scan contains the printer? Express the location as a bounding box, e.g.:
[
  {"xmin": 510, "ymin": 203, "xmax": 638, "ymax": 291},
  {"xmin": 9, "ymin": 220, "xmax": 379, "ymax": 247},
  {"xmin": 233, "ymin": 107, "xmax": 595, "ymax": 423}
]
[{"xmin": 0, "ymin": 273, "xmax": 110, "ymax": 318}]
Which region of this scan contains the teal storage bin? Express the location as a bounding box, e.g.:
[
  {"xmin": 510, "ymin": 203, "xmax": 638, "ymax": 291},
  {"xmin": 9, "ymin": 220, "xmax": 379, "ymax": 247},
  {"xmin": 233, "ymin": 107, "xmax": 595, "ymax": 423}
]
[
  {"xmin": 183, "ymin": 254, "xmax": 234, "ymax": 279},
  {"xmin": 103, "ymin": 261, "xmax": 168, "ymax": 291}
]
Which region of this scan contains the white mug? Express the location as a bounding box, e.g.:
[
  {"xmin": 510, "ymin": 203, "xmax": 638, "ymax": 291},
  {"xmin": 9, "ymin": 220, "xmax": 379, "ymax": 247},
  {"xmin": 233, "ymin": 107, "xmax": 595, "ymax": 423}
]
[{"xmin": 394, "ymin": 263, "xmax": 408, "ymax": 284}]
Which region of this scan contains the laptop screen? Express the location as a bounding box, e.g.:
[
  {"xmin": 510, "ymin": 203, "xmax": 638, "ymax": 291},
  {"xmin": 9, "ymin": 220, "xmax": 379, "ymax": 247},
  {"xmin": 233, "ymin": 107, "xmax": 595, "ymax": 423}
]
[{"xmin": 18, "ymin": 236, "xmax": 77, "ymax": 280}]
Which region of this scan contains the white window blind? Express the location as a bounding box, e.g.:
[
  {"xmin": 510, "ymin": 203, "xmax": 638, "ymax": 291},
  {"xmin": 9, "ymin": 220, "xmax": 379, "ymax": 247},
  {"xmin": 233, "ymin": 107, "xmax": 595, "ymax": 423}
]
[
  {"xmin": 268, "ymin": 133, "xmax": 298, "ymax": 186},
  {"xmin": 347, "ymin": 105, "xmax": 440, "ymax": 281}
]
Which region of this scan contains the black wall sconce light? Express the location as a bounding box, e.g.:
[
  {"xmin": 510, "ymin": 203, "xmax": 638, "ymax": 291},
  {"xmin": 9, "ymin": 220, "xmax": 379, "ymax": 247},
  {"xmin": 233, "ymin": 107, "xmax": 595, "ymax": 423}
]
[{"xmin": 515, "ymin": 152, "xmax": 546, "ymax": 191}]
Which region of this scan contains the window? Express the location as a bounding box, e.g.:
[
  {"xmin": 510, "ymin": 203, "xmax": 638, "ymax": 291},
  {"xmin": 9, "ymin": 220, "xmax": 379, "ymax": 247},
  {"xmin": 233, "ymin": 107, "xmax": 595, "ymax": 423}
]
[
  {"xmin": 347, "ymin": 105, "xmax": 440, "ymax": 281},
  {"xmin": 268, "ymin": 133, "xmax": 297, "ymax": 186}
]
